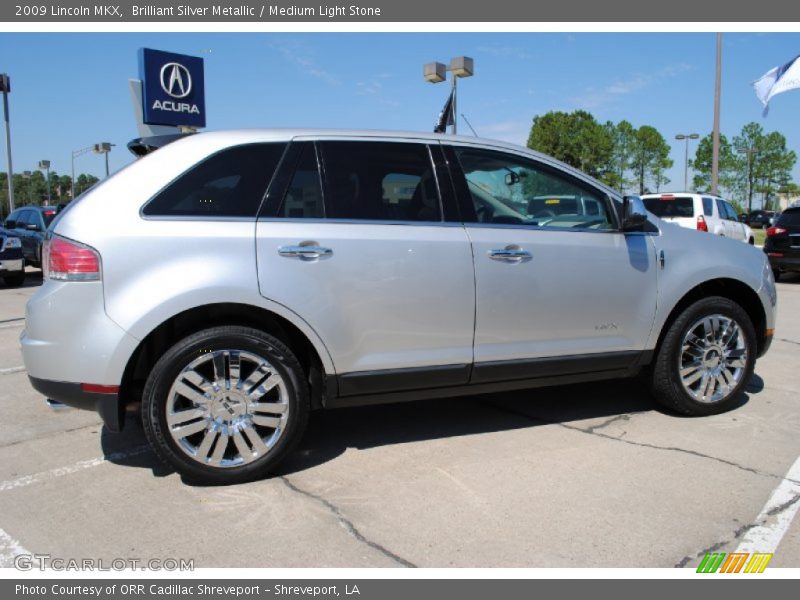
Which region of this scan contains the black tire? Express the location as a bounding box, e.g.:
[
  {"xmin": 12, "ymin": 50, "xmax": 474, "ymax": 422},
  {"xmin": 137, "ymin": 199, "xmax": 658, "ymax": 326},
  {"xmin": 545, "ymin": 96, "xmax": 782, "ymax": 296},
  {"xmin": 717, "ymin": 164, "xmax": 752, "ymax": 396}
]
[
  {"xmin": 142, "ymin": 326, "xmax": 309, "ymax": 484},
  {"xmin": 773, "ymin": 269, "xmax": 781, "ymax": 282},
  {"xmin": 748, "ymin": 237, "xmax": 755, "ymax": 245},
  {"xmin": 3, "ymin": 271, "xmax": 25, "ymax": 287},
  {"xmin": 650, "ymin": 296, "xmax": 756, "ymax": 416}
]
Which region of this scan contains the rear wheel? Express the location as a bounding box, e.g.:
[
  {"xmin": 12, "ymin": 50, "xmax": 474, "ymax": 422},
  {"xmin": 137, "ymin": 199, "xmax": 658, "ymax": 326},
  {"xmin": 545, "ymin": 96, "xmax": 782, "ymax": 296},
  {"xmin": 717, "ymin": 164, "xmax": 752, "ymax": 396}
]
[
  {"xmin": 3, "ymin": 271, "xmax": 25, "ymax": 287},
  {"xmin": 142, "ymin": 326, "xmax": 309, "ymax": 484},
  {"xmin": 650, "ymin": 296, "xmax": 756, "ymax": 416}
]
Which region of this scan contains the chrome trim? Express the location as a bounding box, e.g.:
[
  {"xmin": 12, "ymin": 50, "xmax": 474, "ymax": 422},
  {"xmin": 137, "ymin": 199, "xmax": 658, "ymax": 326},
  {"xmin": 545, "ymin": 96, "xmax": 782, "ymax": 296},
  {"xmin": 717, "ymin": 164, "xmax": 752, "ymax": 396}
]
[
  {"xmin": 278, "ymin": 245, "xmax": 333, "ymax": 260},
  {"xmin": 488, "ymin": 247, "xmax": 532, "ymax": 262},
  {"xmin": 45, "ymin": 399, "xmax": 71, "ymax": 411}
]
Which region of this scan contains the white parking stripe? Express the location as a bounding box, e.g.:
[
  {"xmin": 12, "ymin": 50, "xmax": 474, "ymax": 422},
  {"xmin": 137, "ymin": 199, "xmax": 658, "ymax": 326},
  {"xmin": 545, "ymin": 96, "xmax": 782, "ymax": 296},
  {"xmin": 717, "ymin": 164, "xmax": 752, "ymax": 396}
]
[
  {"xmin": 0, "ymin": 446, "xmax": 150, "ymax": 493},
  {"xmin": 736, "ymin": 455, "xmax": 800, "ymax": 554},
  {"xmin": 0, "ymin": 527, "xmax": 33, "ymax": 568},
  {"xmin": 0, "ymin": 366, "xmax": 25, "ymax": 375}
]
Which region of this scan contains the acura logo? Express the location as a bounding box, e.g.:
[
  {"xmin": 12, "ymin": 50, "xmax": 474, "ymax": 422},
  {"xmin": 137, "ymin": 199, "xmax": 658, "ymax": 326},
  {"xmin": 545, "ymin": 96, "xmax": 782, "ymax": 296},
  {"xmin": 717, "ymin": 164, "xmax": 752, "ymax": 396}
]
[{"xmin": 159, "ymin": 62, "xmax": 192, "ymax": 99}]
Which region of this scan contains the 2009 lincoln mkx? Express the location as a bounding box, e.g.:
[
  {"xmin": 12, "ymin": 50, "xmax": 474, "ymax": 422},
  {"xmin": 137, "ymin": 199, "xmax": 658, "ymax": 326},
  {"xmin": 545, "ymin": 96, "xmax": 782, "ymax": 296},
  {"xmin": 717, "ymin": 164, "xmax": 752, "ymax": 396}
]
[{"xmin": 22, "ymin": 129, "xmax": 777, "ymax": 484}]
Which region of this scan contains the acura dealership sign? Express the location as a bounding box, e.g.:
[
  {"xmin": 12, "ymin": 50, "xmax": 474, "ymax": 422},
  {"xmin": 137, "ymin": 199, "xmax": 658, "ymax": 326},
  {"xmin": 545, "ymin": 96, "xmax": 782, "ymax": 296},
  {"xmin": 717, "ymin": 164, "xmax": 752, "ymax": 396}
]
[{"xmin": 139, "ymin": 48, "xmax": 206, "ymax": 128}]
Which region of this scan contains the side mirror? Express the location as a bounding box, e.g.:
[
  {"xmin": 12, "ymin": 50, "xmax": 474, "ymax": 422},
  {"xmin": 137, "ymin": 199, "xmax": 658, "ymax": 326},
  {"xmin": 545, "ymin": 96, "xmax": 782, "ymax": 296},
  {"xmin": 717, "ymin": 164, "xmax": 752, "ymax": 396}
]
[
  {"xmin": 622, "ymin": 195, "xmax": 648, "ymax": 231},
  {"xmin": 4, "ymin": 220, "xmax": 16, "ymax": 229}
]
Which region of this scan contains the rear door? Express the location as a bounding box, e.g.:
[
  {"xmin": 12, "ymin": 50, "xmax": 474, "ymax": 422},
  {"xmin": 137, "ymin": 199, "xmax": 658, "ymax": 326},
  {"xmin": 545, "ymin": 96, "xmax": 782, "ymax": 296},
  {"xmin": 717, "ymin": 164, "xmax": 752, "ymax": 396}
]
[
  {"xmin": 722, "ymin": 201, "xmax": 746, "ymax": 241},
  {"xmin": 255, "ymin": 139, "xmax": 475, "ymax": 395}
]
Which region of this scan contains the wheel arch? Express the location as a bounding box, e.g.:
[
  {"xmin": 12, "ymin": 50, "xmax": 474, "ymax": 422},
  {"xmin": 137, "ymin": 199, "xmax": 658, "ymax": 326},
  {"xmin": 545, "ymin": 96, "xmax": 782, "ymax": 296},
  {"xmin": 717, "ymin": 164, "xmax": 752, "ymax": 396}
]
[
  {"xmin": 651, "ymin": 278, "xmax": 767, "ymax": 365},
  {"xmin": 119, "ymin": 302, "xmax": 336, "ymax": 413}
]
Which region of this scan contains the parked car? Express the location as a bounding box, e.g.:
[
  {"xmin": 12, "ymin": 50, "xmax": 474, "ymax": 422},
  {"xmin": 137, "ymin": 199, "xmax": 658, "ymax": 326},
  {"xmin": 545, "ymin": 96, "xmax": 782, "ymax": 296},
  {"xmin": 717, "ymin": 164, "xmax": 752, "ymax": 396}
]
[
  {"xmin": 746, "ymin": 210, "xmax": 777, "ymax": 230},
  {"xmin": 4, "ymin": 205, "xmax": 58, "ymax": 268},
  {"xmin": 641, "ymin": 193, "xmax": 754, "ymax": 244},
  {"xmin": 0, "ymin": 226, "xmax": 25, "ymax": 286},
  {"xmin": 763, "ymin": 206, "xmax": 800, "ymax": 280},
  {"xmin": 22, "ymin": 130, "xmax": 776, "ymax": 484}
]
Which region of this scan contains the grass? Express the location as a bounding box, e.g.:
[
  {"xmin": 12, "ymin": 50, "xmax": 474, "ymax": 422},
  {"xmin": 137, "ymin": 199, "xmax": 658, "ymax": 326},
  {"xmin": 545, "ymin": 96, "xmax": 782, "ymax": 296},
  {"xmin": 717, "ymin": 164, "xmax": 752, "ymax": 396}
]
[{"xmin": 753, "ymin": 228, "xmax": 767, "ymax": 247}]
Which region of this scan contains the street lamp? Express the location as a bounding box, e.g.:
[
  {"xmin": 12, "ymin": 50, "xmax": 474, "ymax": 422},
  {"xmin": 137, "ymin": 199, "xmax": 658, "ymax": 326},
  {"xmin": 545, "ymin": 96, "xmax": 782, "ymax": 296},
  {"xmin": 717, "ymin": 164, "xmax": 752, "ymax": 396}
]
[
  {"xmin": 71, "ymin": 142, "xmax": 113, "ymax": 199},
  {"xmin": 0, "ymin": 73, "xmax": 14, "ymax": 212},
  {"xmin": 423, "ymin": 56, "xmax": 474, "ymax": 135},
  {"xmin": 38, "ymin": 159, "xmax": 51, "ymax": 204},
  {"xmin": 737, "ymin": 146, "xmax": 760, "ymax": 213},
  {"xmin": 675, "ymin": 133, "xmax": 699, "ymax": 191}
]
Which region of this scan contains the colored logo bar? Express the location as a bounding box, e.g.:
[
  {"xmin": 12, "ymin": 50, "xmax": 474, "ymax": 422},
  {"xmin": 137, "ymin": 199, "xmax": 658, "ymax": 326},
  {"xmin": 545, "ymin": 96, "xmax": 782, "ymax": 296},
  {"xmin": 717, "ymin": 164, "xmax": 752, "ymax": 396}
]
[{"xmin": 696, "ymin": 552, "xmax": 773, "ymax": 573}]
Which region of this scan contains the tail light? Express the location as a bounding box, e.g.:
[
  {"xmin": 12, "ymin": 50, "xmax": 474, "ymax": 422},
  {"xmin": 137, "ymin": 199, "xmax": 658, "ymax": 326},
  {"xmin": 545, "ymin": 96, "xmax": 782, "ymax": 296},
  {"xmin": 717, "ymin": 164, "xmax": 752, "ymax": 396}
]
[
  {"xmin": 766, "ymin": 226, "xmax": 787, "ymax": 237},
  {"xmin": 44, "ymin": 236, "xmax": 101, "ymax": 281},
  {"xmin": 697, "ymin": 215, "xmax": 709, "ymax": 232}
]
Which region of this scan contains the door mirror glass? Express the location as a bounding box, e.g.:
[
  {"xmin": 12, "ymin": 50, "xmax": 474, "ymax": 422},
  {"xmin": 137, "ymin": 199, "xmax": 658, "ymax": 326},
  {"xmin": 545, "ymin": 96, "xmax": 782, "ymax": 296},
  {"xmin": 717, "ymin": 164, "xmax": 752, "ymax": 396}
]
[
  {"xmin": 4, "ymin": 220, "xmax": 16, "ymax": 229},
  {"xmin": 622, "ymin": 195, "xmax": 648, "ymax": 231}
]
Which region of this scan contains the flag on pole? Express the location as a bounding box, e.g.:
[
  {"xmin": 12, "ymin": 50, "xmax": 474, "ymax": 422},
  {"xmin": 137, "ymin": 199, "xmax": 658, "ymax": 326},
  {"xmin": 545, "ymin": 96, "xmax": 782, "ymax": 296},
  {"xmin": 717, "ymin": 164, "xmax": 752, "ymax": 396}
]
[
  {"xmin": 434, "ymin": 88, "xmax": 455, "ymax": 133},
  {"xmin": 753, "ymin": 55, "xmax": 800, "ymax": 116}
]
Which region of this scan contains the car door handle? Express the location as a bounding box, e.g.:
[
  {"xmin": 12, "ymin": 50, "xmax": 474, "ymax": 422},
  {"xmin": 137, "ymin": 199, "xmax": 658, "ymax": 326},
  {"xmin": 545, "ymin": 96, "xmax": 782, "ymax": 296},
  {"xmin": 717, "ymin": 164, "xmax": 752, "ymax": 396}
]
[
  {"xmin": 278, "ymin": 245, "xmax": 333, "ymax": 260},
  {"xmin": 488, "ymin": 246, "xmax": 532, "ymax": 262}
]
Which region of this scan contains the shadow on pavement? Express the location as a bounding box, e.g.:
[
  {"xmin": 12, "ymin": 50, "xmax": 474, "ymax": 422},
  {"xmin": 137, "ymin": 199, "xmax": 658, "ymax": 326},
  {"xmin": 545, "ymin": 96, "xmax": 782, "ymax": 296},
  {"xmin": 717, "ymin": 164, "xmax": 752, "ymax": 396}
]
[{"xmin": 100, "ymin": 374, "xmax": 760, "ymax": 482}]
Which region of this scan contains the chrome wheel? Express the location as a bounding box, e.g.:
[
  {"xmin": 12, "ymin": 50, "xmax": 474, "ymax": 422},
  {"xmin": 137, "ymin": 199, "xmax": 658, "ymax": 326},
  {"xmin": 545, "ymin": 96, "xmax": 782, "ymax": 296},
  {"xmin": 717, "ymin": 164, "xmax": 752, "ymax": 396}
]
[
  {"xmin": 679, "ymin": 314, "xmax": 748, "ymax": 403},
  {"xmin": 166, "ymin": 350, "xmax": 289, "ymax": 468}
]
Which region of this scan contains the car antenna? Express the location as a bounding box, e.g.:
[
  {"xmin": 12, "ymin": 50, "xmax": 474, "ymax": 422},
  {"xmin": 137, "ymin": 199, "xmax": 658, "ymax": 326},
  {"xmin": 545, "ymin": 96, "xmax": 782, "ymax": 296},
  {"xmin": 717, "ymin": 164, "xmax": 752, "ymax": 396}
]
[{"xmin": 461, "ymin": 114, "xmax": 479, "ymax": 137}]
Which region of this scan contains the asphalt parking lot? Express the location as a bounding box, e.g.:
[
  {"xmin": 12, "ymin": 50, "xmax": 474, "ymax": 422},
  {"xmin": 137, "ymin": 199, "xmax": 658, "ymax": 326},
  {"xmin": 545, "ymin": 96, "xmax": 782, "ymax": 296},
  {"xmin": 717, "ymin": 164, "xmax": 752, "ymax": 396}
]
[{"xmin": 0, "ymin": 268, "xmax": 798, "ymax": 569}]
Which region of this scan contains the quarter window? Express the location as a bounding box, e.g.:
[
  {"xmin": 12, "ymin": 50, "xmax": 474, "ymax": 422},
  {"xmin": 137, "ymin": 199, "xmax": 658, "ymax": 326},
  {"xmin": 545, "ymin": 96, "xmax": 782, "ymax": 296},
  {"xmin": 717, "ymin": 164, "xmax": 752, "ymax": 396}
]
[
  {"xmin": 455, "ymin": 148, "xmax": 613, "ymax": 229},
  {"xmin": 143, "ymin": 143, "xmax": 287, "ymax": 217},
  {"xmin": 319, "ymin": 141, "xmax": 442, "ymax": 222},
  {"xmin": 702, "ymin": 197, "xmax": 713, "ymax": 216}
]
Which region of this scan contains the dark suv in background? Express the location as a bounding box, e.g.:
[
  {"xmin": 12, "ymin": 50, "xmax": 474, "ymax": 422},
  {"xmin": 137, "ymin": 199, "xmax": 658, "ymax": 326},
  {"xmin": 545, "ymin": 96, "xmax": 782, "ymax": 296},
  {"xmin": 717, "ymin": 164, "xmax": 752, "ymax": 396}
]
[
  {"xmin": 0, "ymin": 226, "xmax": 25, "ymax": 286},
  {"xmin": 764, "ymin": 207, "xmax": 800, "ymax": 280},
  {"xmin": 4, "ymin": 206, "xmax": 58, "ymax": 268}
]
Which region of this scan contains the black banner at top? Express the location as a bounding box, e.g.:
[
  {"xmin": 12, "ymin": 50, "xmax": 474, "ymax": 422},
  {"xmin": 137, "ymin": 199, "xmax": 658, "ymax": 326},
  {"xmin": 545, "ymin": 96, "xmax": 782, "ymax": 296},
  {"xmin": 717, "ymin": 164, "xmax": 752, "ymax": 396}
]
[{"xmin": 2, "ymin": 0, "xmax": 800, "ymax": 22}]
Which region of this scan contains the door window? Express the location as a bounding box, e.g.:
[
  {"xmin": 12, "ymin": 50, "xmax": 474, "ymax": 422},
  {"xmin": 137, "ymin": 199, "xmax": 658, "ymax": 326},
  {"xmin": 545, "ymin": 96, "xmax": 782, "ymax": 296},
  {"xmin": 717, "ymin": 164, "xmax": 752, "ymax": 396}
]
[
  {"xmin": 454, "ymin": 148, "xmax": 613, "ymax": 229},
  {"xmin": 278, "ymin": 144, "xmax": 325, "ymax": 219},
  {"xmin": 319, "ymin": 141, "xmax": 441, "ymax": 222}
]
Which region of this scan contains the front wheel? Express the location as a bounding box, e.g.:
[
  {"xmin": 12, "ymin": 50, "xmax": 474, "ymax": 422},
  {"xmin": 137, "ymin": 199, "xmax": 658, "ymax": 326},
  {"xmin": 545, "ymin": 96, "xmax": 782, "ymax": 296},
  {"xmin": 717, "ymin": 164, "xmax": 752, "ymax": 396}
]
[
  {"xmin": 142, "ymin": 326, "xmax": 309, "ymax": 484},
  {"xmin": 650, "ymin": 296, "xmax": 756, "ymax": 416}
]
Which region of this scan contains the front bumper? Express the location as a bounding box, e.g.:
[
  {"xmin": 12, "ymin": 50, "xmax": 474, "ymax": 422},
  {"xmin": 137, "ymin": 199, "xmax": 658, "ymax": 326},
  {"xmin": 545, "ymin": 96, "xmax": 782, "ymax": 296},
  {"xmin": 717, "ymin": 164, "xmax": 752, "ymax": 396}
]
[{"xmin": 28, "ymin": 376, "xmax": 123, "ymax": 431}]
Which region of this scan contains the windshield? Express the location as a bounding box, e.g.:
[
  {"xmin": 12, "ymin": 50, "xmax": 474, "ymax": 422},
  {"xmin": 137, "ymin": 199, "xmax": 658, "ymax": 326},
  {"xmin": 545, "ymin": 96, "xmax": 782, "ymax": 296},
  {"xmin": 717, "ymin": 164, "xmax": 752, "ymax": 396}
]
[{"xmin": 643, "ymin": 196, "xmax": 695, "ymax": 218}]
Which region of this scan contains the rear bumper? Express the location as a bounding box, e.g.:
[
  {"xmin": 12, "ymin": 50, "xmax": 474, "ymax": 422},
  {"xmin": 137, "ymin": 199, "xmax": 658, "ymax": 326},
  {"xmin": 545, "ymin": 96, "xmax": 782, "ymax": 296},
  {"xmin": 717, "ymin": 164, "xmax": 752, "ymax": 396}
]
[
  {"xmin": 767, "ymin": 253, "xmax": 800, "ymax": 272},
  {"xmin": 28, "ymin": 376, "xmax": 124, "ymax": 431}
]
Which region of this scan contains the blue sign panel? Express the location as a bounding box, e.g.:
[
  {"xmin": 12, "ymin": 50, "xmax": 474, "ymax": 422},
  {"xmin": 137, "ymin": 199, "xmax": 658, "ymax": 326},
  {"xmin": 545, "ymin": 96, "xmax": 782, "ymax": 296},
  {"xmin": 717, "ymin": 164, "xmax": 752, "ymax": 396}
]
[{"xmin": 139, "ymin": 48, "xmax": 206, "ymax": 128}]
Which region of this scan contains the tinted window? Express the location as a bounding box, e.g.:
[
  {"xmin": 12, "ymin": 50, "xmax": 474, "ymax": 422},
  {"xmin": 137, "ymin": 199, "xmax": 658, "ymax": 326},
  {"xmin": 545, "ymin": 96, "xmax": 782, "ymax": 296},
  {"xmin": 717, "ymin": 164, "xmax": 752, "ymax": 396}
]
[
  {"xmin": 320, "ymin": 142, "xmax": 441, "ymax": 222},
  {"xmin": 642, "ymin": 196, "xmax": 695, "ymax": 218},
  {"xmin": 144, "ymin": 143, "xmax": 287, "ymax": 217},
  {"xmin": 16, "ymin": 211, "xmax": 32, "ymax": 226},
  {"xmin": 702, "ymin": 197, "xmax": 713, "ymax": 216},
  {"xmin": 715, "ymin": 199, "xmax": 732, "ymax": 220},
  {"xmin": 278, "ymin": 144, "xmax": 324, "ymax": 219},
  {"xmin": 722, "ymin": 201, "xmax": 738, "ymax": 221},
  {"xmin": 456, "ymin": 148, "xmax": 612, "ymax": 229},
  {"xmin": 778, "ymin": 210, "xmax": 800, "ymax": 226}
]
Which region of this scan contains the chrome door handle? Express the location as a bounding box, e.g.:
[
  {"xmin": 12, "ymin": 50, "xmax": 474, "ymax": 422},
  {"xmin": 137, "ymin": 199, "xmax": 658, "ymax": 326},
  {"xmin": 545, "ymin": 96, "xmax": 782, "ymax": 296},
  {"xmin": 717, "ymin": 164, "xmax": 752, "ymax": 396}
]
[
  {"xmin": 278, "ymin": 245, "xmax": 333, "ymax": 260},
  {"xmin": 489, "ymin": 246, "xmax": 531, "ymax": 262}
]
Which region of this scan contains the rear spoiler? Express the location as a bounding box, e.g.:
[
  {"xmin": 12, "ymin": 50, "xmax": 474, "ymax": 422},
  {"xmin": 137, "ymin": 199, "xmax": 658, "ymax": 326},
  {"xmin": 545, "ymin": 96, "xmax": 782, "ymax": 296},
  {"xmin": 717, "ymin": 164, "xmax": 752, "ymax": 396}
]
[{"xmin": 127, "ymin": 133, "xmax": 193, "ymax": 157}]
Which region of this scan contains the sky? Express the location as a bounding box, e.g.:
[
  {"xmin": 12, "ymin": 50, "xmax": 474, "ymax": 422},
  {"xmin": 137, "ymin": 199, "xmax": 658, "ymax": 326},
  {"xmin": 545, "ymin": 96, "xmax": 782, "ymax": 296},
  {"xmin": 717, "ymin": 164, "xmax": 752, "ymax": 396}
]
[{"xmin": 0, "ymin": 32, "xmax": 799, "ymax": 190}]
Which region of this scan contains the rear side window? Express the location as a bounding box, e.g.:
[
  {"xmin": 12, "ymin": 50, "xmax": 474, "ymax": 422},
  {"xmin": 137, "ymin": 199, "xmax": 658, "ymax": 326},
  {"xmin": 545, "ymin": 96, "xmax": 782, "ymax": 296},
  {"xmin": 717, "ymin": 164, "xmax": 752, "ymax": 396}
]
[
  {"xmin": 642, "ymin": 196, "xmax": 695, "ymax": 218},
  {"xmin": 778, "ymin": 210, "xmax": 800, "ymax": 226},
  {"xmin": 143, "ymin": 143, "xmax": 287, "ymax": 217},
  {"xmin": 278, "ymin": 144, "xmax": 324, "ymax": 219},
  {"xmin": 702, "ymin": 197, "xmax": 713, "ymax": 216},
  {"xmin": 319, "ymin": 141, "xmax": 441, "ymax": 222}
]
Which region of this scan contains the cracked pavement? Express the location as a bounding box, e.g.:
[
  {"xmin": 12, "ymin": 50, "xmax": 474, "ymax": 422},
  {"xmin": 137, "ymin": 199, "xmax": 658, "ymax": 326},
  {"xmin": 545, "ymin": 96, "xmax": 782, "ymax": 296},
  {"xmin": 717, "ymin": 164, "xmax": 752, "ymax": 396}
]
[{"xmin": 0, "ymin": 270, "xmax": 798, "ymax": 568}]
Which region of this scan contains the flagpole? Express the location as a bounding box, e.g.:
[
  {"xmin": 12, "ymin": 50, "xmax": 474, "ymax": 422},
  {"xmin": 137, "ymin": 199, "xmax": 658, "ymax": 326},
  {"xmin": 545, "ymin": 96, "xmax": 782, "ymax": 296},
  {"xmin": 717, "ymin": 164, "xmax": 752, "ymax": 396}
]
[
  {"xmin": 711, "ymin": 33, "xmax": 722, "ymax": 195},
  {"xmin": 451, "ymin": 75, "xmax": 457, "ymax": 135}
]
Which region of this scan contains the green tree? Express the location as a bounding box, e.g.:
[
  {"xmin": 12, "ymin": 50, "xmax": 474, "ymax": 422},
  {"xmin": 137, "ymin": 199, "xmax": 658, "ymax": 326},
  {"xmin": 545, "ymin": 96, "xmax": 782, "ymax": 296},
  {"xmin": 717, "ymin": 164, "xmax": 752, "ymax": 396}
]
[
  {"xmin": 732, "ymin": 123, "xmax": 796, "ymax": 212},
  {"xmin": 604, "ymin": 119, "xmax": 636, "ymax": 193},
  {"xmin": 527, "ymin": 110, "xmax": 613, "ymax": 180},
  {"xmin": 690, "ymin": 133, "xmax": 739, "ymax": 197},
  {"xmin": 630, "ymin": 126, "xmax": 673, "ymax": 194}
]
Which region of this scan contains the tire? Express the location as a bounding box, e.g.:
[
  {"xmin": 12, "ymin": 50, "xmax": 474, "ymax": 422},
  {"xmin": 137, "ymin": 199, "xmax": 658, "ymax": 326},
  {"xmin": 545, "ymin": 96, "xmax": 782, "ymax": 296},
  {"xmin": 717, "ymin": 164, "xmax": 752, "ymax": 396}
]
[
  {"xmin": 748, "ymin": 237, "xmax": 755, "ymax": 245},
  {"xmin": 3, "ymin": 271, "xmax": 25, "ymax": 287},
  {"xmin": 650, "ymin": 296, "xmax": 756, "ymax": 416},
  {"xmin": 773, "ymin": 269, "xmax": 781, "ymax": 282},
  {"xmin": 142, "ymin": 326, "xmax": 309, "ymax": 484}
]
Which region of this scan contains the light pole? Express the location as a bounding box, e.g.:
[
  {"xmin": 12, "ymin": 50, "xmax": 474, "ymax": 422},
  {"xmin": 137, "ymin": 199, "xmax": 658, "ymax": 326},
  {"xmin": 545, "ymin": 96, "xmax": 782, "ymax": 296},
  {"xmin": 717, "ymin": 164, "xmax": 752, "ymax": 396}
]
[
  {"xmin": 1, "ymin": 73, "xmax": 14, "ymax": 212},
  {"xmin": 38, "ymin": 160, "xmax": 51, "ymax": 204},
  {"xmin": 424, "ymin": 56, "xmax": 474, "ymax": 134},
  {"xmin": 675, "ymin": 133, "xmax": 699, "ymax": 191},
  {"xmin": 71, "ymin": 142, "xmax": 113, "ymax": 199},
  {"xmin": 711, "ymin": 33, "xmax": 722, "ymax": 195},
  {"xmin": 737, "ymin": 146, "xmax": 760, "ymax": 213}
]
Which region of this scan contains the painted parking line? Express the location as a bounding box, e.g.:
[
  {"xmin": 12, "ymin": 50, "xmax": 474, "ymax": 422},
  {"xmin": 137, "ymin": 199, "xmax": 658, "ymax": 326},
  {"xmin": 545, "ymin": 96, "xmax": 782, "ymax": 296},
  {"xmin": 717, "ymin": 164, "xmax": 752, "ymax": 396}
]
[
  {"xmin": 0, "ymin": 527, "xmax": 33, "ymax": 568},
  {"xmin": 0, "ymin": 366, "xmax": 25, "ymax": 375},
  {"xmin": 736, "ymin": 455, "xmax": 800, "ymax": 554},
  {"xmin": 0, "ymin": 446, "xmax": 151, "ymax": 493}
]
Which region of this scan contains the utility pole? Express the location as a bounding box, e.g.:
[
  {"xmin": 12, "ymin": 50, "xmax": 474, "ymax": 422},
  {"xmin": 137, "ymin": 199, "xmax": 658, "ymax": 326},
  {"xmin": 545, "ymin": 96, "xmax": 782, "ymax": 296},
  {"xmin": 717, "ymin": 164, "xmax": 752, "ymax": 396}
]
[
  {"xmin": 1, "ymin": 73, "xmax": 14, "ymax": 212},
  {"xmin": 711, "ymin": 33, "xmax": 722, "ymax": 195}
]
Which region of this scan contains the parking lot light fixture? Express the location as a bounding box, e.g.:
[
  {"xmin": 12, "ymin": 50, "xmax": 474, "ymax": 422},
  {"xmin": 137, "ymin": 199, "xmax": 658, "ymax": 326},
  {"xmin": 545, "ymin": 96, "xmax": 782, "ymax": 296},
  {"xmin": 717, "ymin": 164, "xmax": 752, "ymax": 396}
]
[
  {"xmin": 423, "ymin": 56, "xmax": 474, "ymax": 134},
  {"xmin": 676, "ymin": 133, "xmax": 700, "ymax": 191},
  {"xmin": 39, "ymin": 160, "xmax": 51, "ymax": 203}
]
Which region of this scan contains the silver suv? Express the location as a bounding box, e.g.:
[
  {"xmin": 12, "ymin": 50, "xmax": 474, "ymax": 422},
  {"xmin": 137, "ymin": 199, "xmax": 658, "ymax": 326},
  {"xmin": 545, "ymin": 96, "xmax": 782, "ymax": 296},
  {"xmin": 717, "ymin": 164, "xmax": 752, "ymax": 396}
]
[{"xmin": 22, "ymin": 130, "xmax": 777, "ymax": 484}]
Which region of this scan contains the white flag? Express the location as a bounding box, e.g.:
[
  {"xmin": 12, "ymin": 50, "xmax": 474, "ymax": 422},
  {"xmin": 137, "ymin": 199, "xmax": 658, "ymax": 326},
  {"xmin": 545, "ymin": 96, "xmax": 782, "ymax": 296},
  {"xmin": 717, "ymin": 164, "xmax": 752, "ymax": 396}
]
[{"xmin": 753, "ymin": 55, "xmax": 800, "ymax": 116}]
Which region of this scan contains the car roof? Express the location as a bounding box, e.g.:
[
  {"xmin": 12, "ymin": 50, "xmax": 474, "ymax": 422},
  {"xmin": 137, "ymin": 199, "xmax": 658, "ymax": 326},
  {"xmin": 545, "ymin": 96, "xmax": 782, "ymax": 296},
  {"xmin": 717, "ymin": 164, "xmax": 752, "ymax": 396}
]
[{"xmin": 640, "ymin": 192, "xmax": 721, "ymax": 199}]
